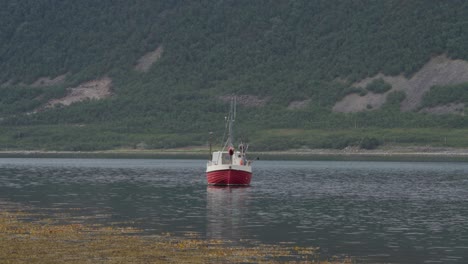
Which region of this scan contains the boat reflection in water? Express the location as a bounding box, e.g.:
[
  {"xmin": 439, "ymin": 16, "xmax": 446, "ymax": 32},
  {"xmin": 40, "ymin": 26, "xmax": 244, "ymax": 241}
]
[{"xmin": 206, "ymin": 186, "xmax": 251, "ymax": 240}]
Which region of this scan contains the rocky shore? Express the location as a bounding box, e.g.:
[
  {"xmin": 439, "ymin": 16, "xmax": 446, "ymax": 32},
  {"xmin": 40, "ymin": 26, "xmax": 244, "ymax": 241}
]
[{"xmin": 1, "ymin": 146, "xmax": 468, "ymax": 161}]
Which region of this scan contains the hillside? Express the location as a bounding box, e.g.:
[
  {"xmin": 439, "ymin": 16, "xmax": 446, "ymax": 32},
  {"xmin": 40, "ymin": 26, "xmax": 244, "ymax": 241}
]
[
  {"xmin": 333, "ymin": 55, "xmax": 468, "ymax": 113},
  {"xmin": 1, "ymin": 0, "xmax": 468, "ymax": 151}
]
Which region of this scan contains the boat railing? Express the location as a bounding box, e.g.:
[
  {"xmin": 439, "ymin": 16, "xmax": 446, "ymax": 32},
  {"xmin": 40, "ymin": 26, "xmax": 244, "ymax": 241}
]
[{"xmin": 208, "ymin": 160, "xmax": 252, "ymax": 167}]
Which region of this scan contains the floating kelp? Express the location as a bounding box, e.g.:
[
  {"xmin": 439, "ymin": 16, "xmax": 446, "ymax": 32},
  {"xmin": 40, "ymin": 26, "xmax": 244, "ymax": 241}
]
[{"xmin": 0, "ymin": 211, "xmax": 352, "ymax": 263}]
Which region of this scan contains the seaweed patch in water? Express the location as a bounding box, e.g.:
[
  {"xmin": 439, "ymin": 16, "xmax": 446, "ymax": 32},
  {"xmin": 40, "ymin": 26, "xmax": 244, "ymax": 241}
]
[{"xmin": 0, "ymin": 210, "xmax": 352, "ymax": 263}]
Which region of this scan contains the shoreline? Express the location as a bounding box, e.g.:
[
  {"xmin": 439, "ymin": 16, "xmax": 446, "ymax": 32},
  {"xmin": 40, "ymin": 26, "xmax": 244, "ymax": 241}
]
[{"xmin": 1, "ymin": 146, "xmax": 468, "ymax": 161}]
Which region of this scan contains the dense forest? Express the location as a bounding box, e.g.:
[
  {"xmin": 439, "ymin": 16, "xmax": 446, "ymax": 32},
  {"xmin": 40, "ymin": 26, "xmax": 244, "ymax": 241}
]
[{"xmin": 1, "ymin": 0, "xmax": 468, "ymax": 151}]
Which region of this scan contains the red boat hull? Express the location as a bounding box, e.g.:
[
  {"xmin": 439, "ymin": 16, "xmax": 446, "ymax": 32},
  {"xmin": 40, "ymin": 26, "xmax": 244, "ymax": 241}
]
[{"xmin": 206, "ymin": 169, "xmax": 252, "ymax": 186}]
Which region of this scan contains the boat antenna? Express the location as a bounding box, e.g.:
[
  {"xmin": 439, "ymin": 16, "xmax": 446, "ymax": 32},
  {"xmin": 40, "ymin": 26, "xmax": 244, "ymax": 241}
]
[
  {"xmin": 208, "ymin": 131, "xmax": 213, "ymax": 160},
  {"xmin": 227, "ymin": 96, "xmax": 236, "ymax": 148}
]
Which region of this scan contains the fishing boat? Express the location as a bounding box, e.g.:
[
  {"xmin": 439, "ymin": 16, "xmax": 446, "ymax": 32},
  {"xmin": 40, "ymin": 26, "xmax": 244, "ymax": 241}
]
[{"xmin": 206, "ymin": 97, "xmax": 252, "ymax": 186}]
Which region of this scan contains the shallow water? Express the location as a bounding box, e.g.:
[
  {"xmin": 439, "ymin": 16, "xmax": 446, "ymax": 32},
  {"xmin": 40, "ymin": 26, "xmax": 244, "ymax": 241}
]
[{"xmin": 1, "ymin": 158, "xmax": 468, "ymax": 263}]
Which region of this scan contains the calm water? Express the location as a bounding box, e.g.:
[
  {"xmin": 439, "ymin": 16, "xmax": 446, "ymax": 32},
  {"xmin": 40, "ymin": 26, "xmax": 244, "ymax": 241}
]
[{"xmin": 1, "ymin": 158, "xmax": 468, "ymax": 263}]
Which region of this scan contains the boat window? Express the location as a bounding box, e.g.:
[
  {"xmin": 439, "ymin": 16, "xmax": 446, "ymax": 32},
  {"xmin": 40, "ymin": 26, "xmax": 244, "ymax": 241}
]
[{"xmin": 222, "ymin": 153, "xmax": 231, "ymax": 164}]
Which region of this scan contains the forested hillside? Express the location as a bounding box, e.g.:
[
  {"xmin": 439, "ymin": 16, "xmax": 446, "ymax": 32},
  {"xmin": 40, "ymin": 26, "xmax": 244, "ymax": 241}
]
[{"xmin": 1, "ymin": 0, "xmax": 468, "ymax": 151}]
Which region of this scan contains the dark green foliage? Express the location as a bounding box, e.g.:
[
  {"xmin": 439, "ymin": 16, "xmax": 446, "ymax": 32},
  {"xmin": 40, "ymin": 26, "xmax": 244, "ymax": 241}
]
[
  {"xmin": 421, "ymin": 83, "xmax": 468, "ymax": 107},
  {"xmin": 365, "ymin": 79, "xmax": 392, "ymax": 94},
  {"xmin": 360, "ymin": 137, "xmax": 381, "ymax": 149}
]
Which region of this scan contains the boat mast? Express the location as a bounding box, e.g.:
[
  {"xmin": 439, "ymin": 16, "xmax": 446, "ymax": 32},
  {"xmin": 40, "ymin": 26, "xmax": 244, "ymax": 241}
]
[{"xmin": 227, "ymin": 97, "xmax": 236, "ymax": 148}]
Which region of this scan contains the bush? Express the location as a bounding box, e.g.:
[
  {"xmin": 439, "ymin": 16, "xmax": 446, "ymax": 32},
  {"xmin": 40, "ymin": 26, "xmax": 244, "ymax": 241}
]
[
  {"xmin": 365, "ymin": 78, "xmax": 392, "ymax": 94},
  {"xmin": 360, "ymin": 137, "xmax": 381, "ymax": 149}
]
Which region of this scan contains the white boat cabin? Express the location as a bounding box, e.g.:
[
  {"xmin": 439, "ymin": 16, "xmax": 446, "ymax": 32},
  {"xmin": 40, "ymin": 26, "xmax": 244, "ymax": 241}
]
[{"xmin": 209, "ymin": 150, "xmax": 249, "ymax": 166}]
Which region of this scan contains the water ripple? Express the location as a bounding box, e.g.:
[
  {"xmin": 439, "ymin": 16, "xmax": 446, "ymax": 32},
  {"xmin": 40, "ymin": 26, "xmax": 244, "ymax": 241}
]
[{"xmin": 1, "ymin": 159, "xmax": 468, "ymax": 263}]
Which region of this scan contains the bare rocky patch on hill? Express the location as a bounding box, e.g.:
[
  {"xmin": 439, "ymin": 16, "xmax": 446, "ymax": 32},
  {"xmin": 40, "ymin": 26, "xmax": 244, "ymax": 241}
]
[
  {"xmin": 44, "ymin": 77, "xmax": 112, "ymax": 109},
  {"xmin": 334, "ymin": 55, "xmax": 468, "ymax": 113},
  {"xmin": 134, "ymin": 46, "xmax": 163, "ymax": 72}
]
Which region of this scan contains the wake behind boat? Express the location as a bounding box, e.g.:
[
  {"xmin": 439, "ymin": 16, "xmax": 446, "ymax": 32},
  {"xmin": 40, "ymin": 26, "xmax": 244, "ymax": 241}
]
[{"xmin": 206, "ymin": 98, "xmax": 252, "ymax": 186}]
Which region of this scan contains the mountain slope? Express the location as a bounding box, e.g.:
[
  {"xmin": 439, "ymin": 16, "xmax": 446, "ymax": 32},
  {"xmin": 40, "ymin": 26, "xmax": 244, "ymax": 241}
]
[{"xmin": 1, "ymin": 0, "xmax": 468, "ymax": 151}]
